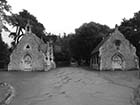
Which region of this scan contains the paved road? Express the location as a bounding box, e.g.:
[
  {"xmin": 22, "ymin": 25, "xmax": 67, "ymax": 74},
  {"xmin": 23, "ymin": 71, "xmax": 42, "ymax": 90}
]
[{"xmin": 0, "ymin": 67, "xmax": 139, "ymax": 105}]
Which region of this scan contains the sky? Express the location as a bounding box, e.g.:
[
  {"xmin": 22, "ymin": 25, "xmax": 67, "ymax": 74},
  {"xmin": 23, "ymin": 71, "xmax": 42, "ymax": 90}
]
[{"xmin": 2, "ymin": 0, "xmax": 140, "ymax": 45}]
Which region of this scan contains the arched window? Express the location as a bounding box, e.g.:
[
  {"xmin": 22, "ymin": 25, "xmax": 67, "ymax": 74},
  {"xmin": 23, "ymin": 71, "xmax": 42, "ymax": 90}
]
[
  {"xmin": 23, "ymin": 54, "xmax": 32, "ymax": 65},
  {"xmin": 111, "ymin": 53, "xmax": 125, "ymax": 70}
]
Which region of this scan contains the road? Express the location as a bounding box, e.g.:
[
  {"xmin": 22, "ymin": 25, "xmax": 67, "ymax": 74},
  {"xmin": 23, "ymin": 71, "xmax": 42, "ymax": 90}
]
[{"xmin": 0, "ymin": 67, "xmax": 139, "ymax": 105}]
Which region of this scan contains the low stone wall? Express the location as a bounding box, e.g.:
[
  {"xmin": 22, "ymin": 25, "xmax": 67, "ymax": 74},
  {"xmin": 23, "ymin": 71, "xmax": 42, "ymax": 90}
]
[{"xmin": 0, "ymin": 82, "xmax": 15, "ymax": 105}]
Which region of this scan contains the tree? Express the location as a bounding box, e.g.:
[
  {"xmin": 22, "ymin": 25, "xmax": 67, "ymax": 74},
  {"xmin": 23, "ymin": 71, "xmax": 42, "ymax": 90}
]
[
  {"xmin": 6, "ymin": 9, "xmax": 46, "ymax": 48},
  {"xmin": 0, "ymin": 23, "xmax": 10, "ymax": 69},
  {"xmin": 43, "ymin": 32, "xmax": 57, "ymax": 43},
  {"xmin": 0, "ymin": 35, "xmax": 10, "ymax": 69},
  {"xmin": 54, "ymin": 34, "xmax": 72, "ymax": 66},
  {"xmin": 69, "ymin": 22, "xmax": 111, "ymax": 65},
  {"xmin": 0, "ymin": 0, "xmax": 11, "ymax": 31},
  {"xmin": 119, "ymin": 10, "xmax": 140, "ymax": 59},
  {"xmin": 0, "ymin": 0, "xmax": 11, "ymax": 68}
]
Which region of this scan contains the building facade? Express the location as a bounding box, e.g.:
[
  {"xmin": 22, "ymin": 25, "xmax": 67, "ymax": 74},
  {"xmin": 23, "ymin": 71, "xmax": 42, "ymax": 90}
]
[
  {"xmin": 8, "ymin": 23, "xmax": 55, "ymax": 71},
  {"xmin": 90, "ymin": 27, "xmax": 139, "ymax": 71}
]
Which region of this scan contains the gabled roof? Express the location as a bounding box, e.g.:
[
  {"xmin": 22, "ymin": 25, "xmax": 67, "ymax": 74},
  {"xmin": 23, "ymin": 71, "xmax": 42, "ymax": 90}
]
[
  {"xmin": 91, "ymin": 34, "xmax": 111, "ymax": 55},
  {"xmin": 91, "ymin": 26, "xmax": 121, "ymax": 55},
  {"xmin": 13, "ymin": 22, "xmax": 47, "ymax": 53}
]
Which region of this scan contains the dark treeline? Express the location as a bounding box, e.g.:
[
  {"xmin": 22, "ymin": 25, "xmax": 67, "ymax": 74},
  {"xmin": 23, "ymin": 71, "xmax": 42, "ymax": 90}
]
[
  {"xmin": 0, "ymin": 32, "xmax": 10, "ymax": 69},
  {"xmin": 1, "ymin": 0, "xmax": 140, "ymax": 69},
  {"xmin": 53, "ymin": 11, "xmax": 140, "ymax": 66}
]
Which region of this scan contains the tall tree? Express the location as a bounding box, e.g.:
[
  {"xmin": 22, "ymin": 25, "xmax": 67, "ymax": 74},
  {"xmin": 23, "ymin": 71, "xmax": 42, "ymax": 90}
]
[
  {"xmin": 0, "ymin": 21, "xmax": 10, "ymax": 69},
  {"xmin": 69, "ymin": 22, "xmax": 111, "ymax": 65},
  {"xmin": 119, "ymin": 10, "xmax": 140, "ymax": 58},
  {"xmin": 0, "ymin": 0, "xmax": 11, "ymax": 31},
  {"xmin": 6, "ymin": 9, "xmax": 46, "ymax": 47},
  {"xmin": 54, "ymin": 34, "xmax": 72, "ymax": 65},
  {"xmin": 0, "ymin": 34, "xmax": 9, "ymax": 69}
]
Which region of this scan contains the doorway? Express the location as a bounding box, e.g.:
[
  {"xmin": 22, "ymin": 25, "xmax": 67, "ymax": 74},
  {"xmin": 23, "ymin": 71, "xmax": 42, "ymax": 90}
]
[
  {"xmin": 22, "ymin": 54, "xmax": 32, "ymax": 71},
  {"xmin": 112, "ymin": 53, "xmax": 125, "ymax": 70}
]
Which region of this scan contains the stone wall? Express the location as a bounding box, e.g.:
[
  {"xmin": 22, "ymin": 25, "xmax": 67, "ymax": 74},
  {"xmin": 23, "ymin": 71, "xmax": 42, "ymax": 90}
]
[
  {"xmin": 8, "ymin": 33, "xmax": 45, "ymax": 71},
  {"xmin": 99, "ymin": 29, "xmax": 139, "ymax": 70}
]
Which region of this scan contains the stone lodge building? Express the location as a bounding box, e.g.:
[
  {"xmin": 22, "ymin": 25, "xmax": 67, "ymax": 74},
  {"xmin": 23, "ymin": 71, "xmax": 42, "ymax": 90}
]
[
  {"xmin": 8, "ymin": 23, "xmax": 56, "ymax": 71},
  {"xmin": 90, "ymin": 26, "xmax": 139, "ymax": 71}
]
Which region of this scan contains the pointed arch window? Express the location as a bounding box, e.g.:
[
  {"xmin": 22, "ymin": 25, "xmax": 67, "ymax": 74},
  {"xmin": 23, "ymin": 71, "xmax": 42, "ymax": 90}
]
[
  {"xmin": 23, "ymin": 54, "xmax": 32, "ymax": 64},
  {"xmin": 112, "ymin": 53, "xmax": 124, "ymax": 62},
  {"xmin": 111, "ymin": 53, "xmax": 125, "ymax": 70}
]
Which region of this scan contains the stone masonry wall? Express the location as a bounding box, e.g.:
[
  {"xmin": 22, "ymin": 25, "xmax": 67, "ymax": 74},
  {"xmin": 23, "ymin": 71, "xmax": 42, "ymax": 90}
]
[
  {"xmin": 99, "ymin": 29, "xmax": 139, "ymax": 70},
  {"xmin": 8, "ymin": 33, "xmax": 45, "ymax": 71}
]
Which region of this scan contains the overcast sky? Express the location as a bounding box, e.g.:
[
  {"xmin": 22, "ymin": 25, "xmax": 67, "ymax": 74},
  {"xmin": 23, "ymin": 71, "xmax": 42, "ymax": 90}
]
[{"xmin": 2, "ymin": 0, "xmax": 140, "ymax": 44}]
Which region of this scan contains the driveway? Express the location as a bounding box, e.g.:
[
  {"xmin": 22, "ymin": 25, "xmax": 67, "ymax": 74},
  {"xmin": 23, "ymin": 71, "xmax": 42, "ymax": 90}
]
[{"xmin": 0, "ymin": 67, "xmax": 139, "ymax": 105}]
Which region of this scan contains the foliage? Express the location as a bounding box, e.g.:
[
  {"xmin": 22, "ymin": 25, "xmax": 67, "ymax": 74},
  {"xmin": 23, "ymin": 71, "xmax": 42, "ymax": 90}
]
[
  {"xmin": 0, "ymin": 0, "xmax": 11, "ymax": 18},
  {"xmin": 69, "ymin": 22, "xmax": 111, "ymax": 65},
  {"xmin": 0, "ymin": 34, "xmax": 10, "ymax": 69},
  {"xmin": 54, "ymin": 34, "xmax": 72, "ymax": 65},
  {"xmin": 119, "ymin": 11, "xmax": 140, "ymax": 58},
  {"xmin": 5, "ymin": 9, "xmax": 46, "ymax": 48},
  {"xmin": 0, "ymin": 0, "xmax": 11, "ymax": 69},
  {"xmin": 43, "ymin": 33, "xmax": 57, "ymax": 43},
  {"xmin": 0, "ymin": 0, "xmax": 11, "ymax": 31}
]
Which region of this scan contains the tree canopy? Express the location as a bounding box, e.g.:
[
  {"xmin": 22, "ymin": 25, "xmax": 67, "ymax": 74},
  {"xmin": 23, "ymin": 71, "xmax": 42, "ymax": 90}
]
[
  {"xmin": 53, "ymin": 34, "xmax": 72, "ymax": 66},
  {"xmin": 119, "ymin": 10, "xmax": 140, "ymax": 58},
  {"xmin": 7, "ymin": 9, "xmax": 45, "ymax": 37},
  {"xmin": 0, "ymin": 0, "xmax": 11, "ymax": 69},
  {"xmin": 0, "ymin": 33, "xmax": 10, "ymax": 69},
  {"xmin": 0, "ymin": 0, "xmax": 11, "ymax": 18},
  {"xmin": 69, "ymin": 22, "xmax": 111, "ymax": 65},
  {"xmin": 5, "ymin": 9, "xmax": 46, "ymax": 49},
  {"xmin": 0, "ymin": 0, "xmax": 11, "ymax": 31}
]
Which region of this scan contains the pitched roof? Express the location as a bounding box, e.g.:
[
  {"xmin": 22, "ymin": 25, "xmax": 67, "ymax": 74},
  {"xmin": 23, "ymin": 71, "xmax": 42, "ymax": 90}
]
[
  {"xmin": 91, "ymin": 34, "xmax": 111, "ymax": 55},
  {"xmin": 91, "ymin": 26, "xmax": 121, "ymax": 55}
]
